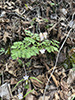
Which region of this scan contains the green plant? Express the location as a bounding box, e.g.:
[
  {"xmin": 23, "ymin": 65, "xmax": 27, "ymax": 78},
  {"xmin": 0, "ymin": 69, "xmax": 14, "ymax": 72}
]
[
  {"xmin": 43, "ymin": 18, "xmax": 49, "ymax": 22},
  {"xmin": 17, "ymin": 59, "xmax": 23, "ymax": 65},
  {"xmin": 72, "ymin": 63, "xmax": 75, "ymax": 71},
  {"xmin": 30, "ymin": 18, "xmax": 36, "ymax": 26},
  {"xmin": 12, "ymin": 75, "xmax": 43, "ymax": 91},
  {"xmin": 12, "ymin": 75, "xmax": 42, "ymax": 99},
  {"xmin": 0, "ymin": 46, "xmax": 11, "ymax": 55},
  {"xmin": 0, "ymin": 48, "xmax": 5, "ymax": 55},
  {"xmin": 25, "ymin": 4, "xmax": 28, "ymax": 8},
  {"xmin": 45, "ymin": 24, "xmax": 53, "ymax": 29},
  {"xmin": 49, "ymin": 2, "xmax": 59, "ymax": 12},
  {"xmin": 11, "ymin": 30, "xmax": 59, "ymax": 60},
  {"xmin": 23, "ymin": 89, "xmax": 34, "ymax": 99},
  {"xmin": 49, "ymin": 3, "xmax": 59, "ymax": 6}
]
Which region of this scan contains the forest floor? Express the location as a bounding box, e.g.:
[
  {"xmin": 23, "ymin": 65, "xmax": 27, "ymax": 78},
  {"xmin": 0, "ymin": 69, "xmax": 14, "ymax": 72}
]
[{"xmin": 0, "ymin": 0, "xmax": 75, "ymax": 100}]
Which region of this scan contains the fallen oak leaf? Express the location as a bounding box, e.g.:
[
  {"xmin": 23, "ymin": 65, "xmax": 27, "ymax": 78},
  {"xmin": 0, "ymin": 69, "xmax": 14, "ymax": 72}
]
[{"xmin": 2, "ymin": 31, "xmax": 12, "ymax": 43}]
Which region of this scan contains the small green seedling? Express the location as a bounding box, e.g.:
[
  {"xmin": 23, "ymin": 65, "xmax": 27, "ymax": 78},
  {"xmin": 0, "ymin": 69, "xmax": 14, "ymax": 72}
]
[
  {"xmin": 12, "ymin": 75, "xmax": 43, "ymax": 99},
  {"xmin": 12, "ymin": 75, "xmax": 43, "ymax": 92}
]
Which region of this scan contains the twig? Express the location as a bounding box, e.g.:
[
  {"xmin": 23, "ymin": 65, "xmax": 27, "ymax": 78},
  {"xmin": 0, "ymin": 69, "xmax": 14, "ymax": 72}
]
[{"xmin": 42, "ymin": 28, "xmax": 73, "ymax": 100}]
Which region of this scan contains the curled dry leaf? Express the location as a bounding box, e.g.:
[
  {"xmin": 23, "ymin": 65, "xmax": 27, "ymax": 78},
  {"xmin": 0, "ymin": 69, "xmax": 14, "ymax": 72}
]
[
  {"xmin": 30, "ymin": 74, "xmax": 46, "ymax": 89},
  {"xmin": 68, "ymin": 47, "xmax": 75, "ymax": 56},
  {"xmin": 2, "ymin": 31, "xmax": 12, "ymax": 43},
  {"xmin": 61, "ymin": 80, "xmax": 69, "ymax": 91},
  {"xmin": 51, "ymin": 74, "xmax": 59, "ymax": 87},
  {"xmin": 5, "ymin": 61, "xmax": 17, "ymax": 77},
  {"xmin": 33, "ymin": 61, "xmax": 45, "ymax": 68}
]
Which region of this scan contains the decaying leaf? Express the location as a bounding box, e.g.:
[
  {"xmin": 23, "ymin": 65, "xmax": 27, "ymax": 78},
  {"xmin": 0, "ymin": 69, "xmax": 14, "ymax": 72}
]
[
  {"xmin": 51, "ymin": 74, "xmax": 59, "ymax": 87},
  {"xmin": 0, "ymin": 0, "xmax": 75, "ymax": 100},
  {"xmin": 68, "ymin": 47, "xmax": 75, "ymax": 56},
  {"xmin": 30, "ymin": 74, "xmax": 46, "ymax": 89},
  {"xmin": 61, "ymin": 80, "xmax": 69, "ymax": 91},
  {"xmin": 5, "ymin": 61, "xmax": 17, "ymax": 77},
  {"xmin": 2, "ymin": 32, "xmax": 12, "ymax": 43}
]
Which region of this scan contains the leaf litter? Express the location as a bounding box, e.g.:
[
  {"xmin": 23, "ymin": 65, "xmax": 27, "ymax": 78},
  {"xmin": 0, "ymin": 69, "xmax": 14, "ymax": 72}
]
[{"xmin": 0, "ymin": 0, "xmax": 75, "ymax": 100}]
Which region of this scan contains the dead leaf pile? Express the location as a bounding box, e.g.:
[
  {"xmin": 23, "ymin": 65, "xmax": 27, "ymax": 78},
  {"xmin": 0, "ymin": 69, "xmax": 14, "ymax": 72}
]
[{"xmin": 0, "ymin": 0, "xmax": 75, "ymax": 100}]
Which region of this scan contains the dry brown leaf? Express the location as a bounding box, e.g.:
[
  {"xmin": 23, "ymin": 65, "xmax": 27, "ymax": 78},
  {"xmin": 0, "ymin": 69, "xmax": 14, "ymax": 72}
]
[
  {"xmin": 2, "ymin": 31, "xmax": 12, "ymax": 43},
  {"xmin": 30, "ymin": 78, "xmax": 44, "ymax": 88},
  {"xmin": 59, "ymin": 90, "xmax": 65, "ymax": 100},
  {"xmin": 33, "ymin": 61, "xmax": 45, "ymax": 68},
  {"xmin": 68, "ymin": 47, "xmax": 75, "ymax": 56},
  {"xmin": 61, "ymin": 80, "xmax": 69, "ymax": 91},
  {"xmin": 34, "ymin": 65, "xmax": 45, "ymax": 69},
  {"xmin": 10, "ymin": 78, "xmax": 18, "ymax": 85},
  {"xmin": 31, "ymin": 74, "xmax": 46, "ymax": 89},
  {"xmin": 21, "ymin": 20, "xmax": 31, "ymax": 26},
  {"xmin": 51, "ymin": 74, "xmax": 59, "ymax": 87},
  {"xmin": 5, "ymin": 62, "xmax": 17, "ymax": 77}
]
